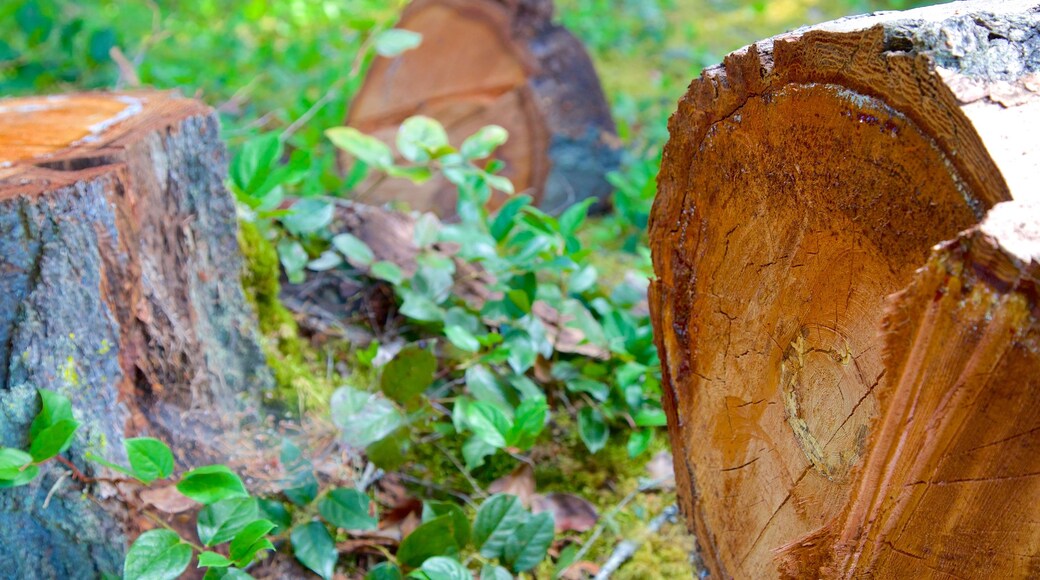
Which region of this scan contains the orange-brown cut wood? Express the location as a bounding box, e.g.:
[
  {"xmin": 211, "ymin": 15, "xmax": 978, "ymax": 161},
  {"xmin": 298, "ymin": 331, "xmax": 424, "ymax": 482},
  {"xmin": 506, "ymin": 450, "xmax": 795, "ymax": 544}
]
[
  {"xmin": 347, "ymin": 0, "xmax": 619, "ymax": 216},
  {"xmin": 648, "ymin": 1, "xmax": 1040, "ymax": 577}
]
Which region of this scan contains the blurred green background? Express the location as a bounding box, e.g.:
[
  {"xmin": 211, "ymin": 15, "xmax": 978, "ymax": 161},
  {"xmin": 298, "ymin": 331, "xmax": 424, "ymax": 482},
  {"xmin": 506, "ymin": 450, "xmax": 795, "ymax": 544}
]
[{"xmin": 0, "ymin": 0, "xmax": 931, "ymax": 247}]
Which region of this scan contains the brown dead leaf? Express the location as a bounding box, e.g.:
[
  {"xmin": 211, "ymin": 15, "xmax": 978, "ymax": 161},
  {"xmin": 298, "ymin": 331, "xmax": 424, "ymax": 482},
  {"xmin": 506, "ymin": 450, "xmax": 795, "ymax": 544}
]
[
  {"xmin": 489, "ymin": 464, "xmax": 536, "ymax": 507},
  {"xmin": 140, "ymin": 485, "xmax": 197, "ymax": 514},
  {"xmin": 337, "ymin": 535, "xmax": 397, "ymax": 555},
  {"xmin": 532, "ymin": 492, "xmax": 598, "ymax": 533},
  {"xmin": 560, "ymin": 560, "xmax": 601, "ymax": 579},
  {"xmin": 533, "ymin": 301, "xmax": 609, "ymax": 360}
]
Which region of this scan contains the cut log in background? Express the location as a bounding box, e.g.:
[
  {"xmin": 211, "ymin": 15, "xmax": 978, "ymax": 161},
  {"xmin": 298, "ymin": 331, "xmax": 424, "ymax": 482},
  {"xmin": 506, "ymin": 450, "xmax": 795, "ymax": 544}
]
[
  {"xmin": 347, "ymin": 0, "xmax": 620, "ymax": 217},
  {"xmin": 648, "ymin": 0, "xmax": 1040, "ymax": 578},
  {"xmin": 0, "ymin": 92, "xmax": 270, "ymax": 576}
]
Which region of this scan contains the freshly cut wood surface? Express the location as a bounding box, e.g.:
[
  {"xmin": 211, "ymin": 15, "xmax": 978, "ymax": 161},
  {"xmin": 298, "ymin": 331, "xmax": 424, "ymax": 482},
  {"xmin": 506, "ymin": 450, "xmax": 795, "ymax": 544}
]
[
  {"xmin": 0, "ymin": 91, "xmax": 269, "ymax": 576},
  {"xmin": 347, "ymin": 0, "xmax": 619, "ymax": 216},
  {"xmin": 647, "ymin": 1, "xmax": 1040, "ymax": 577},
  {"xmin": 824, "ymin": 200, "xmax": 1040, "ymax": 577}
]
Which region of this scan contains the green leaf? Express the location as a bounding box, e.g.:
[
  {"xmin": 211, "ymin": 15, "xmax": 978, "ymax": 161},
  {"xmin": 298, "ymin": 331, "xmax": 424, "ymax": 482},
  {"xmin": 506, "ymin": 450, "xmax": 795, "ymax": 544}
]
[
  {"xmin": 558, "ymin": 199, "xmax": 594, "ymax": 236},
  {"xmin": 462, "ymin": 436, "xmax": 496, "ymax": 471},
  {"xmin": 413, "ymin": 213, "xmax": 441, "ymax": 248},
  {"xmin": 397, "ymin": 515, "xmax": 459, "ymax": 568},
  {"xmin": 125, "ymin": 437, "xmax": 174, "ymax": 484},
  {"xmin": 399, "ymin": 291, "xmax": 446, "ymax": 322},
  {"xmin": 627, "ymin": 429, "xmax": 654, "ymax": 458},
  {"xmin": 0, "ymin": 448, "xmax": 33, "ymax": 479},
  {"xmin": 332, "ymin": 233, "xmax": 375, "ymax": 267},
  {"xmin": 197, "ymin": 552, "xmax": 233, "ymax": 568},
  {"xmin": 30, "ymin": 389, "xmax": 74, "ymax": 441},
  {"xmin": 422, "ymin": 501, "xmax": 471, "ymax": 548},
  {"xmin": 366, "ymin": 429, "xmax": 409, "ymax": 470},
  {"xmin": 480, "ymin": 564, "xmax": 512, "ymax": 580},
  {"xmin": 282, "ymin": 198, "xmax": 334, "ymax": 235},
  {"xmin": 634, "ymin": 407, "xmax": 668, "ymax": 427},
  {"xmin": 308, "ymin": 250, "xmax": 344, "ymax": 272},
  {"xmin": 280, "ymin": 440, "xmax": 318, "ymax": 506},
  {"xmin": 568, "ymin": 265, "xmax": 598, "ymax": 294},
  {"xmin": 489, "ymin": 195, "xmax": 531, "ymax": 242},
  {"xmin": 197, "ymin": 497, "xmax": 259, "ymax": 547},
  {"xmin": 370, "ymin": 261, "xmax": 404, "ymax": 285},
  {"xmin": 230, "ymin": 133, "xmax": 281, "ymax": 195},
  {"xmin": 330, "ymin": 386, "xmax": 405, "ymax": 448},
  {"xmin": 0, "ymin": 464, "xmax": 38, "ymax": 488},
  {"xmin": 203, "ymin": 567, "xmax": 254, "ymax": 580},
  {"xmin": 326, "ymin": 127, "xmax": 393, "ymax": 169},
  {"xmin": 319, "ymin": 488, "xmax": 378, "ymax": 530},
  {"xmin": 464, "ymin": 402, "xmax": 511, "ymax": 449},
  {"xmin": 416, "ymin": 556, "xmax": 470, "ymax": 580},
  {"xmin": 366, "ymin": 562, "xmax": 403, "ymax": 580},
  {"xmin": 177, "ymin": 465, "xmax": 248, "ymax": 505},
  {"xmin": 397, "ymin": 116, "xmax": 449, "ymax": 163},
  {"xmin": 29, "ymin": 419, "xmax": 79, "ymax": 462},
  {"xmin": 386, "ymin": 165, "xmax": 434, "ymax": 184},
  {"xmin": 578, "ymin": 408, "xmax": 609, "ymax": 454},
  {"xmin": 373, "ymin": 29, "xmax": 422, "ymax": 57},
  {"xmin": 291, "ymin": 522, "xmax": 337, "ymax": 580},
  {"xmin": 0, "ymin": 448, "xmax": 37, "ymax": 488},
  {"xmin": 123, "ymin": 529, "xmax": 192, "ymax": 580},
  {"xmin": 258, "ymin": 499, "xmax": 292, "ymax": 535},
  {"xmin": 473, "ymin": 494, "xmax": 526, "ymax": 559},
  {"xmin": 507, "ymin": 398, "xmax": 547, "ymax": 449},
  {"xmin": 277, "ymin": 239, "xmax": 308, "ymax": 284},
  {"xmin": 464, "ymin": 366, "xmax": 511, "ymax": 409},
  {"xmin": 566, "ymin": 378, "xmax": 609, "ymax": 402},
  {"xmin": 460, "ymin": 125, "xmax": 508, "ymax": 160},
  {"xmin": 444, "ymin": 325, "xmax": 480, "ymax": 353},
  {"xmin": 504, "ymin": 512, "xmax": 554, "ymax": 572},
  {"xmin": 229, "ymin": 519, "xmax": 276, "ymax": 566},
  {"xmin": 380, "ymin": 345, "xmax": 437, "ymax": 406}
]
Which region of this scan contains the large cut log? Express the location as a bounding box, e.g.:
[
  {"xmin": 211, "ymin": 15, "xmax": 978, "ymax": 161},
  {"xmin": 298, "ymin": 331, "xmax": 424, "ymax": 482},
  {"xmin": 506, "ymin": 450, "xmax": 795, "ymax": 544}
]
[
  {"xmin": 347, "ymin": 0, "xmax": 620, "ymax": 216},
  {"xmin": 647, "ymin": 1, "xmax": 1040, "ymax": 577},
  {"xmin": 0, "ymin": 92, "xmax": 271, "ymax": 577}
]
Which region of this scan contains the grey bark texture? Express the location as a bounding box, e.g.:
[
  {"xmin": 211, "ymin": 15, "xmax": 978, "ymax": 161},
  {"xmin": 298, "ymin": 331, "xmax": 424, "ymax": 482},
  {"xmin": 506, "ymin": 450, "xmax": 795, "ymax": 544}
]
[{"xmin": 0, "ymin": 92, "xmax": 271, "ymax": 577}]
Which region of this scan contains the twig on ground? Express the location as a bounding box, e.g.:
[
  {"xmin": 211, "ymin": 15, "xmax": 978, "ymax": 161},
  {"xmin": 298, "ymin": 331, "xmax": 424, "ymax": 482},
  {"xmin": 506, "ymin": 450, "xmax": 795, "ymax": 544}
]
[
  {"xmin": 559, "ymin": 477, "xmax": 669, "ymax": 578},
  {"xmin": 435, "ymin": 443, "xmax": 487, "ymax": 499},
  {"xmin": 357, "ymin": 461, "xmax": 383, "ymax": 493},
  {"xmin": 43, "ymin": 471, "xmax": 71, "ymax": 509},
  {"xmin": 397, "ymin": 473, "xmax": 478, "ymax": 510},
  {"xmin": 593, "ymin": 504, "xmax": 679, "ymax": 580}
]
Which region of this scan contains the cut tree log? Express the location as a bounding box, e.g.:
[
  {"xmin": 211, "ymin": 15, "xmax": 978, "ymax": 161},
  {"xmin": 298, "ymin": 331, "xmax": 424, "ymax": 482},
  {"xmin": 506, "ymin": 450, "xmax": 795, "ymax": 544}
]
[
  {"xmin": 647, "ymin": 1, "xmax": 1040, "ymax": 578},
  {"xmin": 347, "ymin": 0, "xmax": 620, "ymax": 216},
  {"xmin": 0, "ymin": 92, "xmax": 271, "ymax": 577}
]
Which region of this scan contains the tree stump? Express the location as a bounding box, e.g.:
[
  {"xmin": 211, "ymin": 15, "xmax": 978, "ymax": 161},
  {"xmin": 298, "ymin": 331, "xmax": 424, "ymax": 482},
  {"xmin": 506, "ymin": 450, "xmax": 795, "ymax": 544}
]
[
  {"xmin": 647, "ymin": 1, "xmax": 1040, "ymax": 577},
  {"xmin": 0, "ymin": 92, "xmax": 271, "ymax": 577},
  {"xmin": 347, "ymin": 0, "xmax": 620, "ymax": 216}
]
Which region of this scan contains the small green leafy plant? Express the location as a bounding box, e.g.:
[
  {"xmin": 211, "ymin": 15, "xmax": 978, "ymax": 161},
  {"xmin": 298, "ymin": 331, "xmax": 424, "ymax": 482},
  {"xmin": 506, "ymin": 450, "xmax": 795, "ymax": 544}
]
[
  {"xmin": 317, "ymin": 117, "xmax": 665, "ymax": 474},
  {"xmin": 0, "ymin": 389, "xmax": 274, "ymax": 579}
]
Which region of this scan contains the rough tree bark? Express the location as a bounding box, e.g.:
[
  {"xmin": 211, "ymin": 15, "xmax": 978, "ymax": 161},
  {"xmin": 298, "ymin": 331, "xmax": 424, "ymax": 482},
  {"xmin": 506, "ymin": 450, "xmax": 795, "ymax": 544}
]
[
  {"xmin": 0, "ymin": 92, "xmax": 271, "ymax": 577},
  {"xmin": 647, "ymin": 1, "xmax": 1040, "ymax": 578},
  {"xmin": 347, "ymin": 0, "xmax": 620, "ymax": 216}
]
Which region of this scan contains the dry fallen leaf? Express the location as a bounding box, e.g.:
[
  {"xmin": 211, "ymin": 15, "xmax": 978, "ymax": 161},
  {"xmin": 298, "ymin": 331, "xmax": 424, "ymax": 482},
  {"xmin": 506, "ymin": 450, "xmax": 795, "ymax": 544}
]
[
  {"xmin": 140, "ymin": 485, "xmax": 197, "ymax": 514},
  {"xmin": 489, "ymin": 464, "xmax": 536, "ymax": 507},
  {"xmin": 560, "ymin": 560, "xmax": 601, "ymax": 580},
  {"xmin": 532, "ymin": 492, "xmax": 598, "ymax": 533}
]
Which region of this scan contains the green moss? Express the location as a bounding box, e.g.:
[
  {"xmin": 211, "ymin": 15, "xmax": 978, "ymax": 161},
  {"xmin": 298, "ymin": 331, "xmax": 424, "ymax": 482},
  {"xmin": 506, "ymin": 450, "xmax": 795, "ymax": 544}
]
[
  {"xmin": 238, "ymin": 220, "xmax": 335, "ymax": 410},
  {"xmin": 532, "ymin": 413, "xmax": 695, "ymax": 576}
]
